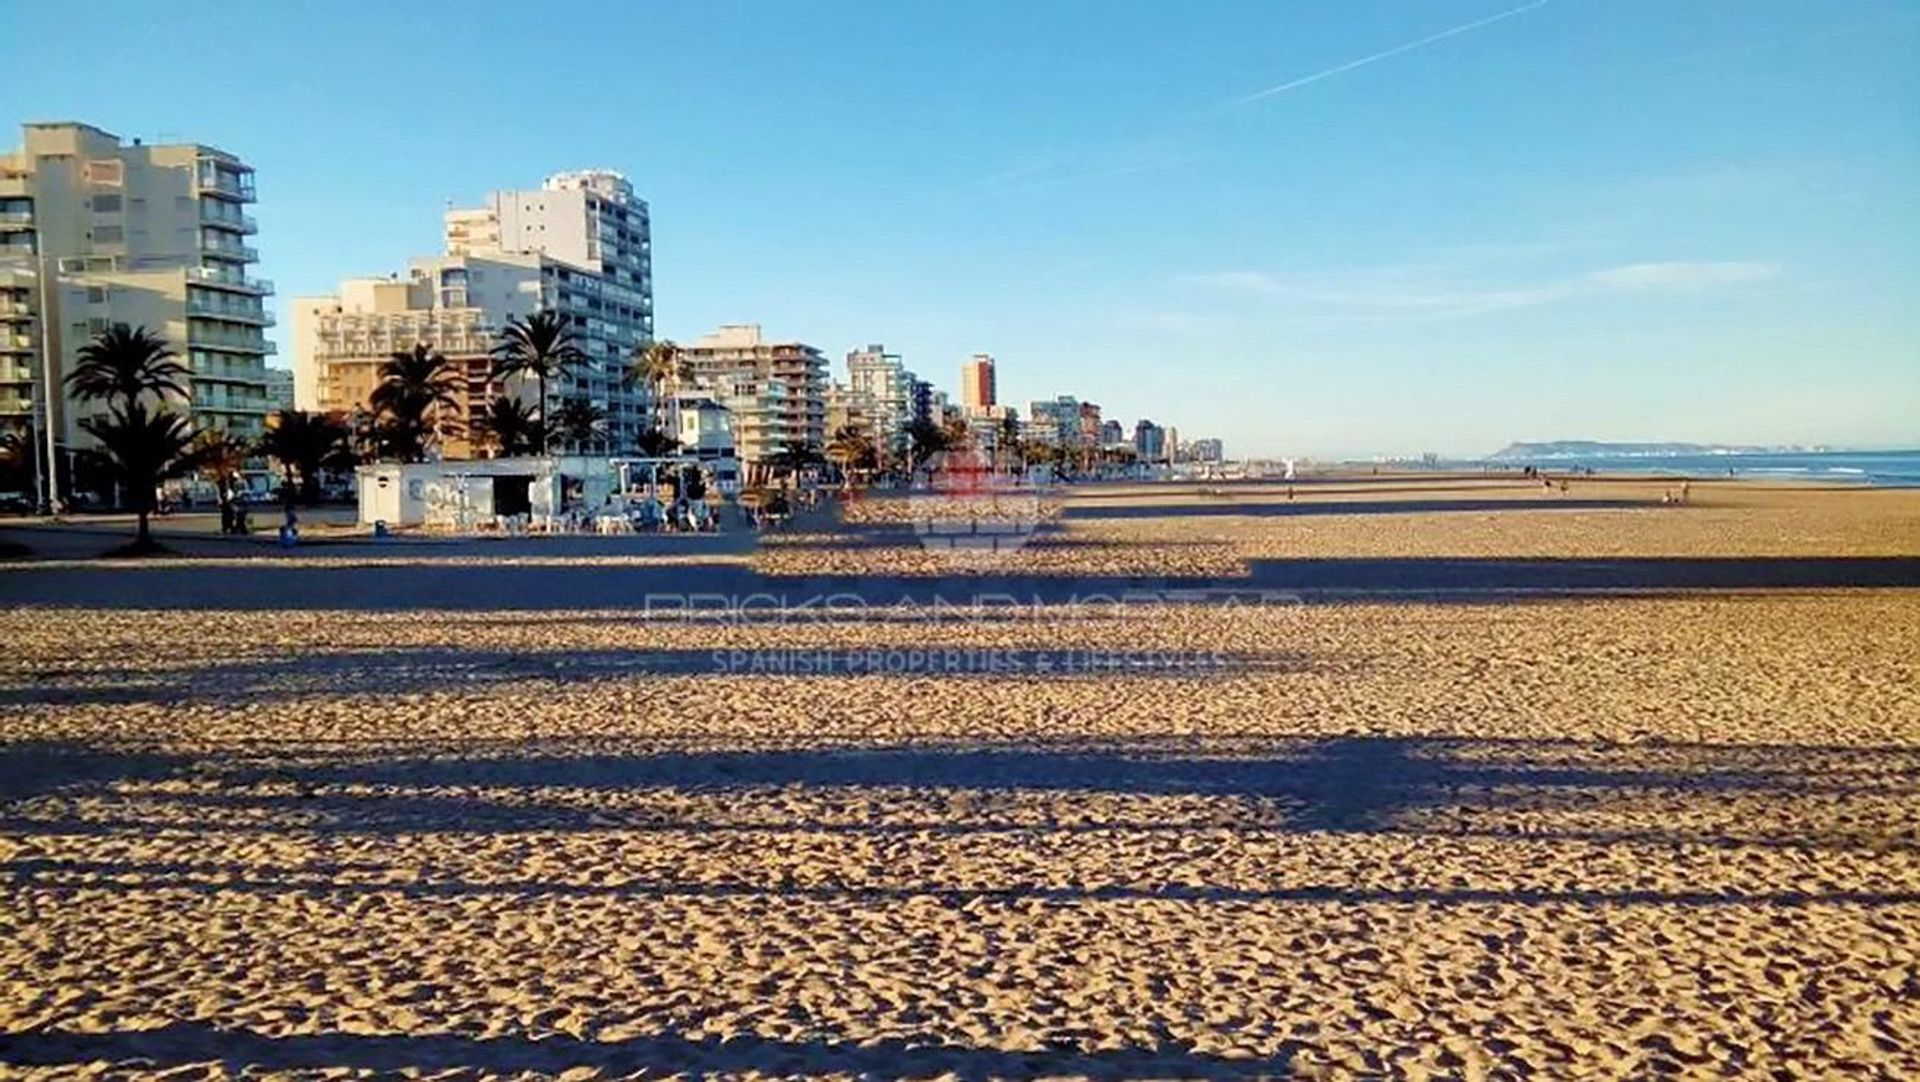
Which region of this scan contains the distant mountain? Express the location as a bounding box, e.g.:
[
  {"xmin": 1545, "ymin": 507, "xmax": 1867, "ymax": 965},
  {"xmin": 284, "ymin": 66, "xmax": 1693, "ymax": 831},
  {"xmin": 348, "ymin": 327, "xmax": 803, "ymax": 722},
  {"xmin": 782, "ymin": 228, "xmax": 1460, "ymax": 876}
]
[{"xmin": 1489, "ymin": 440, "xmax": 1775, "ymax": 460}]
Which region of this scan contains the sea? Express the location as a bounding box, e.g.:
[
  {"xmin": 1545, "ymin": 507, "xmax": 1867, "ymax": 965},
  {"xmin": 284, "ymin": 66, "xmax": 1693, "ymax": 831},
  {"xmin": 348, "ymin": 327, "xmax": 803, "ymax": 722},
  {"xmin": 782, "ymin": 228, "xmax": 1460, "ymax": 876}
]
[{"xmin": 1471, "ymin": 450, "xmax": 1920, "ymax": 488}]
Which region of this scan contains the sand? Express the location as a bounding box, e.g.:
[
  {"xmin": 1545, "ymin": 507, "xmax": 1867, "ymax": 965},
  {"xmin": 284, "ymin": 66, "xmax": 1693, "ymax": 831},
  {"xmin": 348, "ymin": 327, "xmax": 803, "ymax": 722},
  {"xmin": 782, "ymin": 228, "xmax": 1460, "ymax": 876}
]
[{"xmin": 2, "ymin": 477, "xmax": 1917, "ymax": 1079}]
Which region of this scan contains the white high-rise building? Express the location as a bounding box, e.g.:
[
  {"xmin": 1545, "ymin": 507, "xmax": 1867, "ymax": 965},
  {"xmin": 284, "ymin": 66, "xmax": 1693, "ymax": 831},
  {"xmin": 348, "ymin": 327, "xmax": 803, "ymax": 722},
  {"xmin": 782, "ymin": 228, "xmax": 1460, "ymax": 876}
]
[
  {"xmin": 293, "ymin": 169, "xmax": 657, "ymax": 454},
  {"xmin": 442, "ymin": 170, "xmax": 654, "ymax": 446},
  {"xmin": 846, "ymin": 343, "xmax": 913, "ymax": 452}
]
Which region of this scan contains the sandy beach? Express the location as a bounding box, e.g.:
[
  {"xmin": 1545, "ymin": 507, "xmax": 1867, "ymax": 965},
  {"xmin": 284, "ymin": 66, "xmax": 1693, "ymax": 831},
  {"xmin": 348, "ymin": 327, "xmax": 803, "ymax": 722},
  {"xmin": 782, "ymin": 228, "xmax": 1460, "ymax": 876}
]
[{"xmin": 2, "ymin": 475, "xmax": 1918, "ymax": 1079}]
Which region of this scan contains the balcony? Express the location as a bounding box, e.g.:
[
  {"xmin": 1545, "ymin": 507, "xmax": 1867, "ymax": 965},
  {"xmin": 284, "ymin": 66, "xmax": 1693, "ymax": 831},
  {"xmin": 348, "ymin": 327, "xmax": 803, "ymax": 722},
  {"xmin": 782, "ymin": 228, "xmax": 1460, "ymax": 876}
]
[
  {"xmin": 189, "ymin": 326, "xmax": 274, "ymax": 354},
  {"xmin": 188, "ymin": 297, "xmax": 275, "ymax": 326},
  {"xmin": 199, "ymin": 238, "xmax": 259, "ymax": 262},
  {"xmin": 0, "ymin": 210, "xmax": 31, "ymax": 228},
  {"xmin": 199, "ymin": 205, "xmax": 258, "ymax": 234},
  {"xmin": 186, "ymin": 266, "xmax": 273, "ymax": 295},
  {"xmin": 197, "ymin": 160, "xmax": 257, "ymax": 203}
]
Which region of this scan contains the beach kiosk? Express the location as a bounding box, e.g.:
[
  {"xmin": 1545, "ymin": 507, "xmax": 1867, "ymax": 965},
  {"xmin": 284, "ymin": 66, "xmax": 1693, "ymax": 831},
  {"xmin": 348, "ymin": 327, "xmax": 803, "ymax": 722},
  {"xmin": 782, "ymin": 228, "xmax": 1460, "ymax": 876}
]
[{"xmin": 356, "ymin": 456, "xmax": 618, "ymax": 532}]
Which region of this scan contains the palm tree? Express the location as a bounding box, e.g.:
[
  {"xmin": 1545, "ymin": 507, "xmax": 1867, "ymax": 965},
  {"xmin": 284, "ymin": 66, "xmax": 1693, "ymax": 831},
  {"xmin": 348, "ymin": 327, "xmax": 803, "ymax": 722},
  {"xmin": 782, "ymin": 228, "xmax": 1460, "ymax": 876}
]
[
  {"xmin": 635, "ymin": 427, "xmax": 680, "ymax": 458},
  {"xmin": 551, "ymin": 397, "xmax": 606, "ymax": 453},
  {"xmin": 370, "ymin": 344, "xmax": 462, "ymax": 463},
  {"xmin": 904, "ymin": 417, "xmax": 951, "ymax": 474},
  {"xmin": 628, "ymin": 339, "xmax": 686, "ymax": 438},
  {"xmin": 762, "ymin": 445, "xmax": 824, "ymax": 484},
  {"xmin": 189, "ymin": 428, "xmax": 252, "ymax": 528},
  {"xmin": 79, "ymin": 401, "xmax": 196, "ymax": 551},
  {"xmin": 258, "ymin": 410, "xmax": 356, "ymax": 503},
  {"xmin": 472, "ymin": 396, "xmax": 542, "ymax": 458},
  {"xmin": 491, "ymin": 311, "xmax": 585, "ymax": 454},
  {"xmin": 997, "ymin": 413, "xmax": 1021, "ymax": 472},
  {"xmin": 0, "ymin": 426, "xmax": 34, "ymax": 495},
  {"xmin": 826, "ymin": 424, "xmax": 877, "ymax": 483},
  {"xmin": 65, "ymin": 325, "xmax": 189, "ymax": 412}
]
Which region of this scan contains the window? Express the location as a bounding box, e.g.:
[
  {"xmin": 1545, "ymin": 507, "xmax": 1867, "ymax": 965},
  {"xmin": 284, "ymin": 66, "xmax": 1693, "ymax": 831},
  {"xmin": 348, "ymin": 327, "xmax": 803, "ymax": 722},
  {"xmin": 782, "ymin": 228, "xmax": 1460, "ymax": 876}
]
[
  {"xmin": 92, "ymin": 226, "xmax": 124, "ymax": 244},
  {"xmin": 84, "ymin": 160, "xmax": 125, "ymax": 186},
  {"xmin": 92, "ymin": 194, "xmax": 122, "ymax": 213},
  {"xmin": 87, "ymin": 287, "xmax": 108, "ymax": 304}
]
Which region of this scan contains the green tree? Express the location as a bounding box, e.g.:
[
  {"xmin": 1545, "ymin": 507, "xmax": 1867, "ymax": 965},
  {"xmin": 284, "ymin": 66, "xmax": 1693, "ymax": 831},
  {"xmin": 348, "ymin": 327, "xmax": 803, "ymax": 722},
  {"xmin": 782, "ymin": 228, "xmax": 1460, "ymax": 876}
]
[
  {"xmin": 904, "ymin": 417, "xmax": 950, "ymax": 471},
  {"xmin": 63, "ymin": 325, "xmax": 189, "ymax": 413},
  {"xmin": 473, "ymin": 396, "xmax": 542, "ymax": 458},
  {"xmin": 997, "ymin": 413, "xmax": 1022, "ymax": 471},
  {"xmin": 826, "ymin": 424, "xmax": 877, "ymax": 480},
  {"xmin": 369, "ymin": 345, "xmax": 462, "ymax": 463},
  {"xmin": 635, "ymin": 428, "xmax": 681, "ymax": 458},
  {"xmin": 189, "ymin": 428, "xmax": 252, "ymax": 526},
  {"xmin": 491, "ymin": 311, "xmax": 585, "ymax": 454},
  {"xmin": 258, "ymin": 410, "xmax": 357, "ymax": 503},
  {"xmin": 628, "ymin": 339, "xmax": 687, "ymax": 438},
  {"xmin": 79, "ymin": 402, "xmax": 196, "ymax": 550},
  {"xmin": 551, "ymin": 397, "xmax": 606, "ymax": 453},
  {"xmin": 0, "ymin": 425, "xmax": 35, "ymax": 496}
]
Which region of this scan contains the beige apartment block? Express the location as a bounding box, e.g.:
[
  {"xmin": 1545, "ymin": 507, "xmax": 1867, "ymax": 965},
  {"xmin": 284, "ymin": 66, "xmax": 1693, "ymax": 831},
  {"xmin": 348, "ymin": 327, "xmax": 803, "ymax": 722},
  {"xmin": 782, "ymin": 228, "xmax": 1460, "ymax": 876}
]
[
  {"xmin": 0, "ymin": 122, "xmax": 274, "ymax": 454},
  {"xmin": 681, "ymin": 324, "xmax": 826, "ymax": 465},
  {"xmin": 290, "ymin": 271, "xmax": 527, "ymax": 460},
  {"xmin": 0, "ymin": 267, "xmax": 35, "ymax": 425}
]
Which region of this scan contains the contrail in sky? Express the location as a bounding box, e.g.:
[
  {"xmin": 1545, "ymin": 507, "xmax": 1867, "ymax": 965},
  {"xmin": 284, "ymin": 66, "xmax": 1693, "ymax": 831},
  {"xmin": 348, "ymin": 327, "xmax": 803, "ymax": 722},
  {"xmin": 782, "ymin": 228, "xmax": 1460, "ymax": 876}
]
[{"xmin": 1236, "ymin": 0, "xmax": 1551, "ymax": 105}]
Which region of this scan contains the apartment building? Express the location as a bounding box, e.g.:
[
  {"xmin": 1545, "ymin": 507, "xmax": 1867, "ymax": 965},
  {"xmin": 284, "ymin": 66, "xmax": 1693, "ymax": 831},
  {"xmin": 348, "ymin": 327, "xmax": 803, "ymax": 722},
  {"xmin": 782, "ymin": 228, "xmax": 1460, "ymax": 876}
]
[
  {"xmin": 1133, "ymin": 418, "xmax": 1166, "ymax": 462},
  {"xmin": 263, "ymin": 367, "xmax": 294, "ymax": 412},
  {"xmin": 0, "ymin": 268, "xmax": 33, "ymax": 427},
  {"xmin": 960, "ymin": 352, "xmax": 996, "ymax": 410},
  {"xmin": 845, "ymin": 343, "xmax": 913, "ymax": 452},
  {"xmin": 1078, "ymin": 401, "xmax": 1103, "ymax": 448},
  {"xmin": 443, "ymin": 170, "xmax": 653, "ymax": 447},
  {"xmin": 289, "ymin": 272, "xmax": 509, "ymax": 458},
  {"xmin": 292, "ymin": 169, "xmax": 656, "ymax": 454},
  {"xmin": 1, "ymin": 121, "xmax": 275, "ymax": 456},
  {"xmin": 962, "ymin": 403, "xmax": 1014, "ymax": 459},
  {"xmin": 824, "ymin": 381, "xmax": 874, "ymax": 436},
  {"xmin": 1025, "ymin": 396, "xmax": 1082, "ymax": 448},
  {"xmin": 680, "ymin": 324, "xmax": 825, "ymax": 465}
]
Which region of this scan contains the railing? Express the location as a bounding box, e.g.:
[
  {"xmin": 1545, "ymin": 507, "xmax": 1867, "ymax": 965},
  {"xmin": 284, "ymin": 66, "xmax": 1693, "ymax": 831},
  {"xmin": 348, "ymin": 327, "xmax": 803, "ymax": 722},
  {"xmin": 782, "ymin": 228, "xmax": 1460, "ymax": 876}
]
[
  {"xmin": 188, "ymin": 326, "xmax": 272, "ymax": 353},
  {"xmin": 199, "ymin": 205, "xmax": 258, "ymax": 233},
  {"xmin": 187, "ymin": 298, "xmax": 275, "ymax": 326},
  {"xmin": 0, "ymin": 210, "xmax": 32, "ymax": 225},
  {"xmin": 185, "ymin": 267, "xmax": 273, "ymax": 295},
  {"xmin": 197, "ymin": 162, "xmax": 257, "ymax": 202},
  {"xmin": 199, "ymin": 239, "xmax": 259, "ymax": 262}
]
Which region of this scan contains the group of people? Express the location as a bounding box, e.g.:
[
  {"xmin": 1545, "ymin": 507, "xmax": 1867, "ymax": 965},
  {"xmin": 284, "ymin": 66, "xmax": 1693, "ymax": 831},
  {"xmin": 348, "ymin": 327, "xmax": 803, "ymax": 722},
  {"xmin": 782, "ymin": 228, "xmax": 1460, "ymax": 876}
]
[{"xmin": 614, "ymin": 491, "xmax": 718, "ymax": 532}]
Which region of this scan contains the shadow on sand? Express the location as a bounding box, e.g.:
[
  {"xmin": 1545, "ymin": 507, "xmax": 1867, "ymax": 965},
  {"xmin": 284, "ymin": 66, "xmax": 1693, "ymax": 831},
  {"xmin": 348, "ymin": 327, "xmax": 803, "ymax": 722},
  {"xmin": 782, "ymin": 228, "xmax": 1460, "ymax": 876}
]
[
  {"xmin": 5, "ymin": 733, "xmax": 1917, "ymax": 1074},
  {"xmin": 0, "ymin": 1021, "xmax": 1297, "ymax": 1079},
  {"xmin": 0, "ymin": 646, "xmax": 1323, "ymax": 709},
  {"xmin": 1, "ymin": 554, "xmax": 1915, "ymax": 610},
  {"xmin": 5, "ymin": 734, "xmax": 1915, "ymax": 858}
]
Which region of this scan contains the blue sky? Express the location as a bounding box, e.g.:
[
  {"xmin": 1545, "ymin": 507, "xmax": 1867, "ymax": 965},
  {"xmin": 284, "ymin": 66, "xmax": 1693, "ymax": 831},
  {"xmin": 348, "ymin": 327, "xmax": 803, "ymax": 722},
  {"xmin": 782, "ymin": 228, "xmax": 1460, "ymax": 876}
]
[{"xmin": 5, "ymin": 0, "xmax": 1916, "ymax": 456}]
